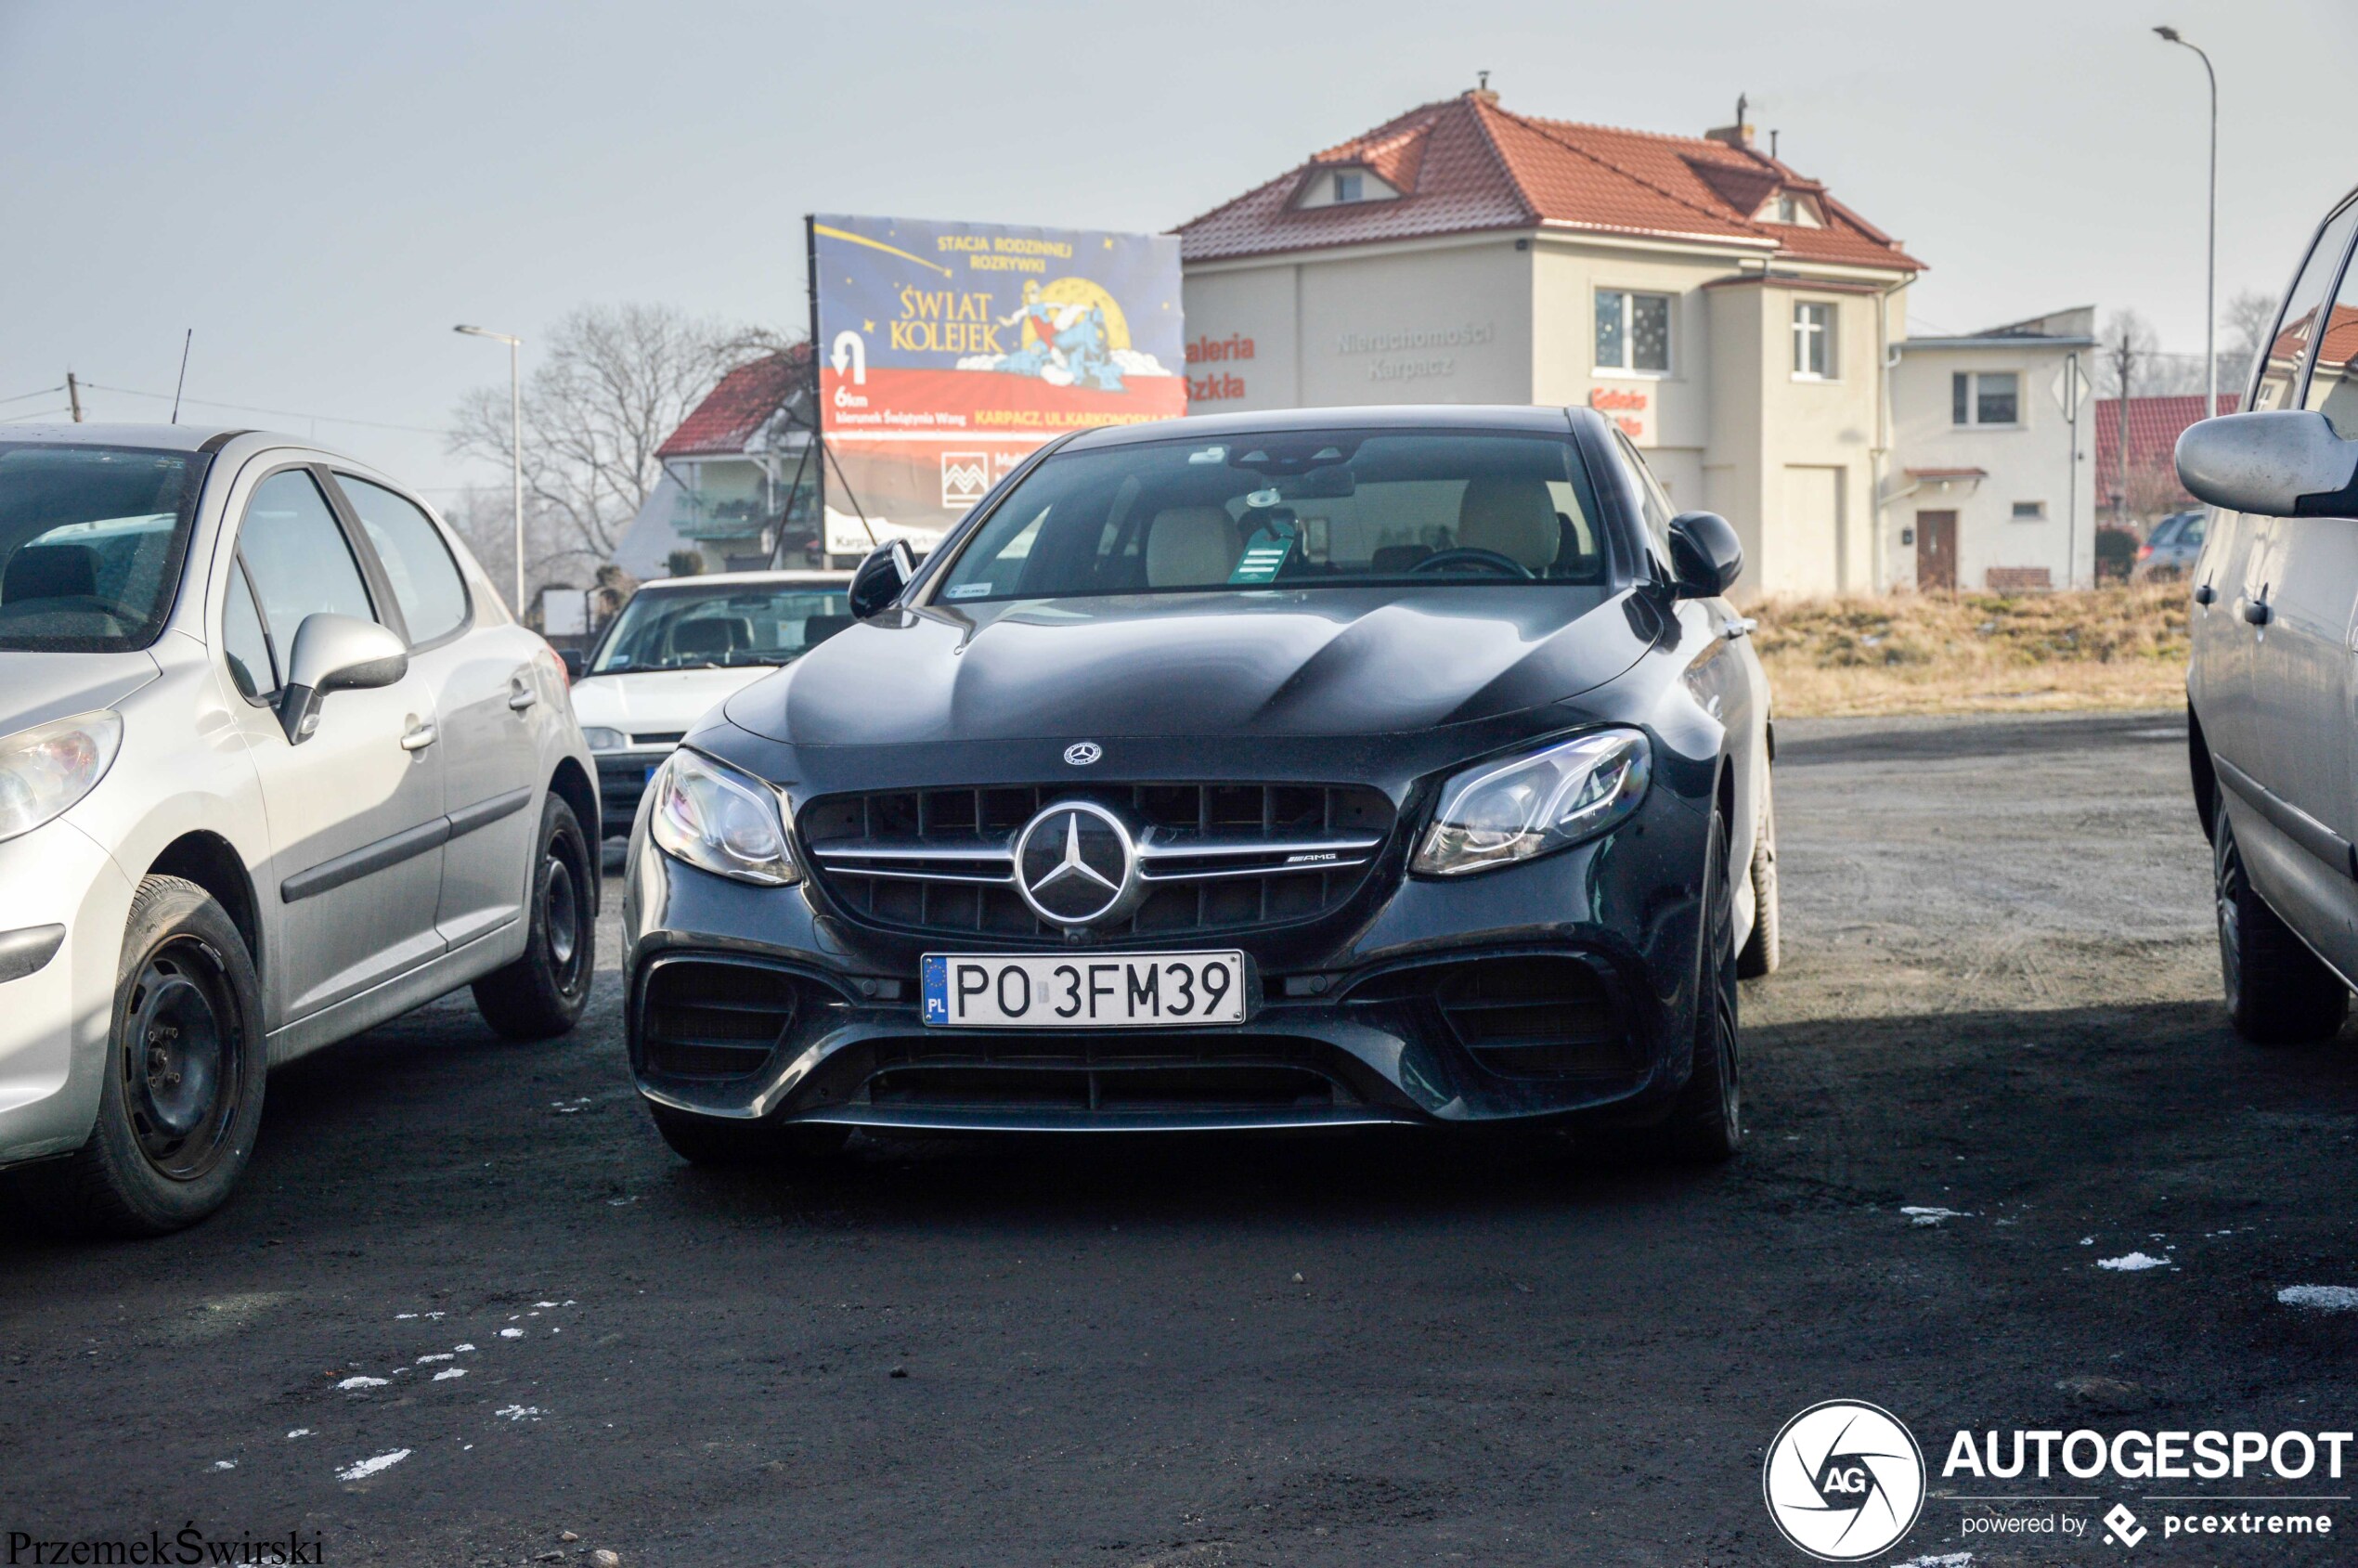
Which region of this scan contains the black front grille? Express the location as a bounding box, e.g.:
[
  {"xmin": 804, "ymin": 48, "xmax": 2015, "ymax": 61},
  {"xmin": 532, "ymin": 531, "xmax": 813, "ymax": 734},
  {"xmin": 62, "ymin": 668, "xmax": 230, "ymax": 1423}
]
[
  {"xmin": 638, "ymin": 958, "xmax": 839, "ymax": 1081},
  {"xmin": 1347, "ymin": 954, "xmax": 1635, "ymax": 1079},
  {"xmin": 801, "ymin": 782, "xmax": 1394, "ymax": 942},
  {"xmin": 862, "ymin": 1032, "xmax": 1342, "ymax": 1113}
]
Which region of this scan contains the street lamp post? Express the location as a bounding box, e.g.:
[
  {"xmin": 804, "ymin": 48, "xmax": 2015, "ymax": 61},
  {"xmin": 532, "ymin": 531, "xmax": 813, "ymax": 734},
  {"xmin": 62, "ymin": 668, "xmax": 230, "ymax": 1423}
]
[
  {"xmin": 2155, "ymin": 26, "xmax": 2219, "ymax": 417},
  {"xmin": 454, "ymin": 325, "xmax": 525, "ymax": 616}
]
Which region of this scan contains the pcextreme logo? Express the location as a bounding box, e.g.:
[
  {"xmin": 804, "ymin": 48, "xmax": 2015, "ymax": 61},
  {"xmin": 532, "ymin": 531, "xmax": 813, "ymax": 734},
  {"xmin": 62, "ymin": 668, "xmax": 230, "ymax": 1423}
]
[{"xmin": 1763, "ymin": 1400, "xmax": 1928, "ymax": 1561}]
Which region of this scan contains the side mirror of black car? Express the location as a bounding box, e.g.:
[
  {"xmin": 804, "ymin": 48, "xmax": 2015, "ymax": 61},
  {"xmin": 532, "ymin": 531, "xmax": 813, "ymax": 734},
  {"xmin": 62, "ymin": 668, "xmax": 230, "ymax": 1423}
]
[
  {"xmin": 848, "ymin": 538, "xmax": 916, "ymax": 619},
  {"xmin": 1667, "ymin": 511, "xmax": 1743, "ymax": 599}
]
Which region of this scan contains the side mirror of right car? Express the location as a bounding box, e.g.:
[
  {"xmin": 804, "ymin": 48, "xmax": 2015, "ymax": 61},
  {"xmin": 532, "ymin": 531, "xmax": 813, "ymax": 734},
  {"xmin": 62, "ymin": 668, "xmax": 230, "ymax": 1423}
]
[
  {"xmin": 279, "ymin": 613, "xmax": 408, "ymax": 745},
  {"xmin": 558, "ymin": 647, "xmax": 587, "ymax": 682},
  {"xmin": 1667, "ymin": 511, "xmax": 1744, "ymax": 599},
  {"xmin": 847, "ymin": 538, "xmax": 916, "ymax": 619},
  {"xmin": 2178, "ymin": 409, "xmax": 2358, "ymax": 518}
]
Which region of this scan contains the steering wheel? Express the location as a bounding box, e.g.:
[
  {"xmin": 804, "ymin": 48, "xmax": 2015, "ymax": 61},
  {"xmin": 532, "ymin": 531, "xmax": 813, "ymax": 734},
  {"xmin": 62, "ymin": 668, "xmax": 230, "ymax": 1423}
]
[{"xmin": 1407, "ymin": 547, "xmax": 1534, "ymax": 579}]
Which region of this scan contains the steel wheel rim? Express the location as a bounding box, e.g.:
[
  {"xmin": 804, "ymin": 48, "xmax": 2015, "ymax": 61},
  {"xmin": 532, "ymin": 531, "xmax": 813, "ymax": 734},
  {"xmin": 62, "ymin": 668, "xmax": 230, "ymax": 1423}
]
[
  {"xmin": 121, "ymin": 939, "xmax": 243, "ymax": 1181},
  {"xmin": 542, "ymin": 833, "xmax": 589, "ymax": 995}
]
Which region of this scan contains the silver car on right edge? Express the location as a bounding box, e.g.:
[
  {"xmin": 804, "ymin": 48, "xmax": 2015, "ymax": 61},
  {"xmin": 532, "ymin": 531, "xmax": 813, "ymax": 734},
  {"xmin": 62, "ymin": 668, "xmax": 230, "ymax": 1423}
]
[{"xmin": 2180, "ymin": 182, "xmax": 2358, "ymax": 1043}]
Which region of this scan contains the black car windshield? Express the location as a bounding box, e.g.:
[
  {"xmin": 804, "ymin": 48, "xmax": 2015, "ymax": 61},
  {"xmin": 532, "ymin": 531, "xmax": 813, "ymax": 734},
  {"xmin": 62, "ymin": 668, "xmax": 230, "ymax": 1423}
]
[
  {"xmin": 0, "ymin": 444, "xmax": 208, "ymax": 653},
  {"xmin": 932, "ymin": 430, "xmax": 1608, "ymax": 603},
  {"xmin": 590, "ymin": 581, "xmax": 852, "ymax": 673}
]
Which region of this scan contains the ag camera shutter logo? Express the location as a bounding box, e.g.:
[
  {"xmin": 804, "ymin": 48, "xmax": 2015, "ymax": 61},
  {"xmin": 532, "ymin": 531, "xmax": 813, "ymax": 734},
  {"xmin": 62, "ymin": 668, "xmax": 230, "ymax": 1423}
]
[{"xmin": 1763, "ymin": 1400, "xmax": 1925, "ymax": 1561}]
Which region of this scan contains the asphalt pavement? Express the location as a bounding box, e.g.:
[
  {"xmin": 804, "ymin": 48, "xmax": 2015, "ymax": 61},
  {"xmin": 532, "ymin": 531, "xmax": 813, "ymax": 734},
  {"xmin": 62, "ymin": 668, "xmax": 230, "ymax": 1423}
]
[{"xmin": 6, "ymin": 708, "xmax": 2356, "ymax": 1566}]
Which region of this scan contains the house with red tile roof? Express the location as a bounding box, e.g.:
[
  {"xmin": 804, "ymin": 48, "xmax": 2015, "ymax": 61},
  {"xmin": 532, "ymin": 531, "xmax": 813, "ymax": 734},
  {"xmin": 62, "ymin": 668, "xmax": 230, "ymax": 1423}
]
[
  {"xmin": 614, "ymin": 344, "xmax": 825, "ymax": 577},
  {"xmin": 2093, "ymin": 392, "xmax": 2240, "ymax": 522},
  {"xmin": 1174, "ymin": 88, "xmax": 1924, "ymax": 598}
]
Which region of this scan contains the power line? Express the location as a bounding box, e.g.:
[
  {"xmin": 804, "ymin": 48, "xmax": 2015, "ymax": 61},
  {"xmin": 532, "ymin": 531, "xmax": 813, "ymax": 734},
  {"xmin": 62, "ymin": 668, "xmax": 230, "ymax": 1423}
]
[
  {"xmin": 77, "ymin": 381, "xmax": 447, "ymax": 435},
  {"xmin": 0, "ymin": 407, "xmax": 71, "ymax": 424},
  {"xmin": 0, "ymin": 384, "xmax": 65, "ymax": 407}
]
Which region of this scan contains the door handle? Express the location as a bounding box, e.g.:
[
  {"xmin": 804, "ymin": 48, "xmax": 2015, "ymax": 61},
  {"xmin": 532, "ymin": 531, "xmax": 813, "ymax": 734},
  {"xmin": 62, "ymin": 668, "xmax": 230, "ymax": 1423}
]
[
  {"xmin": 2194, "ymin": 582, "xmax": 2217, "ymax": 606},
  {"xmin": 507, "ymin": 680, "xmax": 538, "ymax": 712},
  {"xmin": 2241, "ymin": 596, "xmax": 2272, "ymax": 627},
  {"xmin": 399, "ymin": 721, "xmax": 439, "ymax": 752}
]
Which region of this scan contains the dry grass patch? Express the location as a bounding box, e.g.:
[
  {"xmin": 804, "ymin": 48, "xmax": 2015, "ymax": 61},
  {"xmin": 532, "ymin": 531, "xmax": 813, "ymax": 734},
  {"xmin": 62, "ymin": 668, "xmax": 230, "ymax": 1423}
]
[{"xmin": 1752, "ymin": 585, "xmax": 2191, "ymax": 717}]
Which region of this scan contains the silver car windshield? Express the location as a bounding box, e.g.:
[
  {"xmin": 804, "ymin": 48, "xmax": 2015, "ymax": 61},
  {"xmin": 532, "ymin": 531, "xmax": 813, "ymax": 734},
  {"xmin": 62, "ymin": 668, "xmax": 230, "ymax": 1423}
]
[
  {"xmin": 0, "ymin": 444, "xmax": 207, "ymax": 653},
  {"xmin": 590, "ymin": 583, "xmax": 853, "ymax": 673},
  {"xmin": 932, "ymin": 431, "xmax": 1609, "ymax": 604}
]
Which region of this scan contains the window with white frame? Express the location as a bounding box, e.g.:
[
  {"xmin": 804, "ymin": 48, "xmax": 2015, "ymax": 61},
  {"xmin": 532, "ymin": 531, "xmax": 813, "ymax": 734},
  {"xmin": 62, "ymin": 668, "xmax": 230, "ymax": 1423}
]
[
  {"xmin": 2011, "ymin": 500, "xmax": 2047, "ymax": 521},
  {"xmin": 1792, "ymin": 302, "xmax": 1836, "ymax": 379},
  {"xmin": 1951, "ymin": 370, "xmax": 2022, "ymax": 426},
  {"xmin": 1332, "ymin": 172, "xmax": 1364, "ymax": 203},
  {"xmin": 1596, "ymin": 290, "xmax": 1672, "ymax": 374}
]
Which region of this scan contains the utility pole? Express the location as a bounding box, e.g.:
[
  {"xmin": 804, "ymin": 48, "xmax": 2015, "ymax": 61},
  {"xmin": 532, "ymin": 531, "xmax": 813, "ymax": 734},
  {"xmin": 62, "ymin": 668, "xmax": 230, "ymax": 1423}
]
[{"xmin": 65, "ymin": 372, "xmax": 82, "ymax": 423}]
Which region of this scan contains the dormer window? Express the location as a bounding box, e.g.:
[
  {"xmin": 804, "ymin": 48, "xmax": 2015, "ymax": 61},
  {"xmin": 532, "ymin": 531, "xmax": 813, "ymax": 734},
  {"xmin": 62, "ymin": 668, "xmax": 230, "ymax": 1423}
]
[
  {"xmin": 1295, "ymin": 165, "xmax": 1402, "ymax": 210},
  {"xmin": 1760, "ymin": 190, "xmax": 1823, "ymax": 228}
]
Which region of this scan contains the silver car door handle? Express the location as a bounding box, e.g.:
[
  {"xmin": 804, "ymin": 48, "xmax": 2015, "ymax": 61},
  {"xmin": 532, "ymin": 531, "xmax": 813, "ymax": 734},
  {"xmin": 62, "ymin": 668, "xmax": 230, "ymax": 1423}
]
[
  {"xmin": 507, "ymin": 682, "xmax": 538, "ymax": 711},
  {"xmin": 1723, "ymin": 617, "xmax": 1757, "ymax": 641},
  {"xmin": 400, "ymin": 721, "xmax": 439, "ymax": 751}
]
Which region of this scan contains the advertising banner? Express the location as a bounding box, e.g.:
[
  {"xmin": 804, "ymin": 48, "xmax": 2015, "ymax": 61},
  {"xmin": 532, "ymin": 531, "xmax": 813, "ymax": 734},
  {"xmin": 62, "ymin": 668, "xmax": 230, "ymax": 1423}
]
[{"xmin": 810, "ymin": 214, "xmax": 1186, "ymax": 555}]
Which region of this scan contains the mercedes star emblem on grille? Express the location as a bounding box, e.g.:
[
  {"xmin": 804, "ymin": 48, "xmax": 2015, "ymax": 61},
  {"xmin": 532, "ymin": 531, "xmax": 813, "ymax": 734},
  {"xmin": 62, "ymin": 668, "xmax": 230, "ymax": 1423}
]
[
  {"xmin": 1063, "ymin": 742, "xmax": 1103, "ymax": 766},
  {"xmin": 1014, "ymin": 800, "xmax": 1141, "ymax": 928}
]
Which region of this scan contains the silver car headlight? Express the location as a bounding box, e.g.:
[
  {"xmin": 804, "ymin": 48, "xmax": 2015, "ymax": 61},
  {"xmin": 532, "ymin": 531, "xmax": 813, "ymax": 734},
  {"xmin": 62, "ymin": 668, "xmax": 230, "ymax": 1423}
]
[
  {"xmin": 1412, "ymin": 729, "xmax": 1651, "ymax": 877},
  {"xmin": 648, "ymin": 748, "xmax": 799, "ymax": 886},
  {"xmin": 0, "ymin": 710, "xmax": 123, "ymax": 845},
  {"xmin": 581, "ymin": 726, "xmax": 627, "ymax": 752}
]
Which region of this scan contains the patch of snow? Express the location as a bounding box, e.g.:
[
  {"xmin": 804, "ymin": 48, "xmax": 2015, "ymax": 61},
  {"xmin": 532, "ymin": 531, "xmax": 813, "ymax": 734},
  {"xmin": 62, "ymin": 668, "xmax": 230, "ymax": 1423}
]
[
  {"xmin": 286, "ymin": 1430, "xmax": 311, "ymax": 1440},
  {"xmin": 1901, "ymin": 1206, "xmax": 1972, "ymax": 1226},
  {"xmin": 1894, "ymin": 1554, "xmax": 1973, "ymax": 1568},
  {"xmin": 2080, "ymin": 1237, "xmax": 2094, "ymax": 1245},
  {"xmin": 335, "ymin": 1449, "xmax": 410, "ymax": 1482},
  {"xmin": 2279, "ymin": 1285, "xmax": 2358, "ymax": 1312},
  {"xmin": 434, "ymin": 1367, "xmax": 466, "ymax": 1381},
  {"xmin": 494, "ymin": 1405, "xmax": 545, "ymax": 1421},
  {"xmin": 2098, "ymin": 1252, "xmax": 2171, "ymax": 1272},
  {"xmin": 535, "ymin": 1301, "xmax": 559, "ymax": 1308},
  {"xmin": 454, "ymin": 1343, "xmax": 476, "ymax": 1353},
  {"xmin": 499, "ymin": 1328, "xmax": 524, "ymax": 1339},
  {"xmin": 212, "ymin": 1460, "xmax": 236, "ymax": 1471},
  {"xmin": 417, "ymin": 1353, "xmax": 453, "ymax": 1364},
  {"xmin": 336, "ymin": 1376, "xmax": 389, "ymax": 1390}
]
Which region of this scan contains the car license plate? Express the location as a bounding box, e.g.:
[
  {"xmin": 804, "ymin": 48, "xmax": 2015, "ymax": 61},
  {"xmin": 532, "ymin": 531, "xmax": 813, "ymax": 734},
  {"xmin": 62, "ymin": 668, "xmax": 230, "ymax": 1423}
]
[{"xmin": 921, "ymin": 952, "xmax": 1247, "ymax": 1029}]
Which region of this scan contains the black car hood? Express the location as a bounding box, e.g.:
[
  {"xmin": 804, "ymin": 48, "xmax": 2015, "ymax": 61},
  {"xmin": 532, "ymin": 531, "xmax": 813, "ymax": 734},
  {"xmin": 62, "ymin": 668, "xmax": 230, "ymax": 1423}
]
[{"xmin": 724, "ymin": 585, "xmax": 1654, "ymax": 745}]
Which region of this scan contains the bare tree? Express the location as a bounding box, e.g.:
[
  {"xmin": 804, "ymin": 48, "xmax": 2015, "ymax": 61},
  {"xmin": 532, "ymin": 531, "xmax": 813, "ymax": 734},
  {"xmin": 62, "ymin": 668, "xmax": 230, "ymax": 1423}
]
[
  {"xmin": 449, "ymin": 304, "xmax": 774, "ymax": 577},
  {"xmin": 2221, "ymin": 288, "xmax": 2278, "ymax": 398},
  {"xmin": 2096, "ymin": 310, "xmax": 2158, "ymax": 401}
]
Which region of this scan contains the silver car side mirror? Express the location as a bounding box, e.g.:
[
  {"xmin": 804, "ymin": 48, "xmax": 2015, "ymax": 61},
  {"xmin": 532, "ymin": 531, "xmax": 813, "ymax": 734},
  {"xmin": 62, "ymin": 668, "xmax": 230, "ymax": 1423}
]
[
  {"xmin": 2177, "ymin": 409, "xmax": 2358, "ymax": 517},
  {"xmin": 279, "ymin": 613, "xmax": 407, "ymax": 744}
]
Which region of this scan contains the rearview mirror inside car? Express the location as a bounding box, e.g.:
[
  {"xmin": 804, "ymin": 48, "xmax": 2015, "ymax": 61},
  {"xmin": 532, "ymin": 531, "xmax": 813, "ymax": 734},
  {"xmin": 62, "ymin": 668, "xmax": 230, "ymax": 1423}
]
[
  {"xmin": 278, "ymin": 613, "xmax": 408, "ymax": 745},
  {"xmin": 848, "ymin": 538, "xmax": 916, "ymax": 619},
  {"xmin": 1667, "ymin": 511, "xmax": 1743, "ymax": 599},
  {"xmin": 2177, "ymin": 409, "xmax": 2358, "ymax": 518}
]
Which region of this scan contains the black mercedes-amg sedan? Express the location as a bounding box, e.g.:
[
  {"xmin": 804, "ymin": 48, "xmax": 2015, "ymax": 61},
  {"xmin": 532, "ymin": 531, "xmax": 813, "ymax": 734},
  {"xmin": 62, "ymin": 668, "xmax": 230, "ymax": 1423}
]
[{"xmin": 621, "ymin": 406, "xmax": 1777, "ymax": 1165}]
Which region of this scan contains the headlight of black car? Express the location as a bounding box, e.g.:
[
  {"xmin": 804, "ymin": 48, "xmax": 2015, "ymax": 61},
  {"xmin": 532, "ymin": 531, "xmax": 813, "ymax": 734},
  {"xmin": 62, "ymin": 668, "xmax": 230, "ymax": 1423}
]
[
  {"xmin": 1411, "ymin": 729, "xmax": 1652, "ymax": 877},
  {"xmin": 648, "ymin": 748, "xmax": 800, "ymax": 886}
]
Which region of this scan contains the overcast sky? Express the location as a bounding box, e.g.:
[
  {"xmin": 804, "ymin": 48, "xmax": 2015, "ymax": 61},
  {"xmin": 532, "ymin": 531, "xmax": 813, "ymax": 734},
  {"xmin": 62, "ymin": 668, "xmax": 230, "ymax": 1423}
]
[{"xmin": 3, "ymin": 0, "xmax": 2349, "ymax": 499}]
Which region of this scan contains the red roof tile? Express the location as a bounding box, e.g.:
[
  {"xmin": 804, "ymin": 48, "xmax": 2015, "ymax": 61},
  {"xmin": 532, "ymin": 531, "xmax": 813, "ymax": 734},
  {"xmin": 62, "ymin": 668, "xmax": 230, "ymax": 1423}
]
[
  {"xmin": 656, "ymin": 345, "xmax": 810, "ymax": 460},
  {"xmin": 2094, "ymin": 393, "xmax": 2239, "ymax": 486},
  {"xmin": 1179, "ymin": 91, "xmax": 1924, "ymax": 273}
]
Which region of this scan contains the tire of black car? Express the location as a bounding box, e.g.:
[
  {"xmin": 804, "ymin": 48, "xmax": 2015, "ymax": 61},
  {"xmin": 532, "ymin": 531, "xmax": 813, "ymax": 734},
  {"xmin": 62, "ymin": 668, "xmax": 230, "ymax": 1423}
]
[
  {"xmin": 646, "ymin": 1102, "xmax": 849, "ymax": 1167},
  {"xmin": 1666, "ymin": 810, "xmax": 1744, "ymax": 1161},
  {"xmin": 19, "ymin": 875, "xmax": 267, "ymax": 1238},
  {"xmin": 2214, "ymin": 798, "xmax": 2349, "ymax": 1045},
  {"xmin": 473, "ymin": 794, "xmax": 596, "ymax": 1041},
  {"xmin": 1736, "ymin": 776, "xmax": 1781, "ymax": 979}
]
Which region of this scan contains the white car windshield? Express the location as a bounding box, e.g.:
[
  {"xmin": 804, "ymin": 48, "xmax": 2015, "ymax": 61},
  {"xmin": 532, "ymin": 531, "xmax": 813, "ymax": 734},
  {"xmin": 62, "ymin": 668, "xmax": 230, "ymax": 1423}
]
[
  {"xmin": 0, "ymin": 445, "xmax": 207, "ymax": 653},
  {"xmin": 590, "ymin": 583, "xmax": 852, "ymax": 674}
]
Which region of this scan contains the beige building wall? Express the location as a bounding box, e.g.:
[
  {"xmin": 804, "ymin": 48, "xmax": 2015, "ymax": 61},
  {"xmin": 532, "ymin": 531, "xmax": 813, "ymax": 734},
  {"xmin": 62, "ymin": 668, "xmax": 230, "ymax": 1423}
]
[
  {"xmin": 1889, "ymin": 342, "xmax": 2098, "ymax": 591},
  {"xmin": 1180, "ymin": 236, "xmax": 1914, "ymax": 603}
]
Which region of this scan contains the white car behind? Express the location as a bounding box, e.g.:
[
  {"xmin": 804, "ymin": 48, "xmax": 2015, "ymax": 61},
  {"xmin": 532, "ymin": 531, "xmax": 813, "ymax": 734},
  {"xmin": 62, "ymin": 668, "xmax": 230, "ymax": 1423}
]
[{"xmin": 568, "ymin": 571, "xmax": 850, "ymax": 841}]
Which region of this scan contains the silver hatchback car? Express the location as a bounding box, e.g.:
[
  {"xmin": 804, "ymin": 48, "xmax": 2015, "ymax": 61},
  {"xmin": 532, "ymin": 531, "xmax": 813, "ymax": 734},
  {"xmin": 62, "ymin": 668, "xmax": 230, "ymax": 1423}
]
[{"xmin": 0, "ymin": 426, "xmax": 599, "ymax": 1235}]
